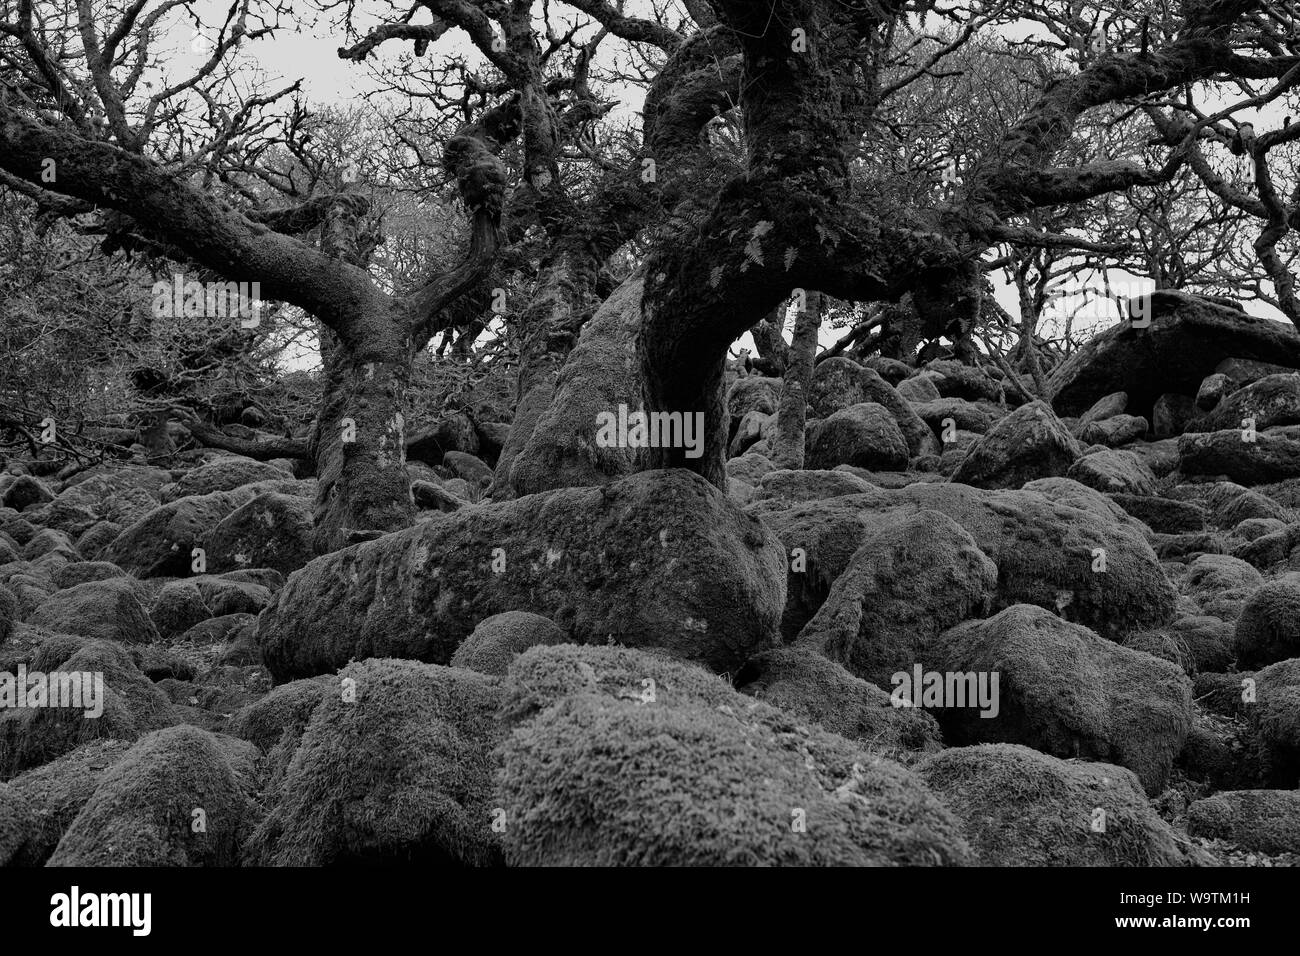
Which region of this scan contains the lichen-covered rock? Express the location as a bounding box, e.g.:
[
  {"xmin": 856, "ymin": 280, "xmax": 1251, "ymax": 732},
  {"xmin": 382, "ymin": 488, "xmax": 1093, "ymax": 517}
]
[
  {"xmin": 47, "ymin": 726, "xmax": 256, "ymax": 866},
  {"xmin": 259, "ymin": 470, "xmax": 785, "ymax": 681},
  {"xmin": 1179, "ymin": 426, "xmax": 1300, "ymax": 484},
  {"xmin": 950, "ymin": 401, "xmax": 1083, "ymax": 490},
  {"xmin": 1191, "ymin": 372, "xmax": 1300, "ymax": 433},
  {"xmin": 449, "ymin": 611, "xmax": 569, "ymax": 676},
  {"xmin": 938, "ymin": 605, "xmax": 1192, "ymax": 794},
  {"xmin": 203, "ymin": 491, "xmax": 314, "ymax": 576},
  {"xmin": 919, "ymin": 744, "xmax": 1210, "ymax": 865}
]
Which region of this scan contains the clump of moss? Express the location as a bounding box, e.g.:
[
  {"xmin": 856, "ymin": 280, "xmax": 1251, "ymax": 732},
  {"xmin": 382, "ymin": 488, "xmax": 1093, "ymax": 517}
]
[
  {"xmin": 1187, "ymin": 790, "xmax": 1300, "ymax": 853},
  {"xmin": 0, "ymin": 638, "xmax": 173, "ymax": 778},
  {"xmin": 48, "ymin": 726, "xmax": 257, "ymax": 866},
  {"xmin": 450, "ymin": 611, "xmax": 569, "ymax": 676},
  {"xmin": 497, "ymin": 644, "xmax": 971, "ymax": 866},
  {"xmin": 6, "ymin": 739, "xmax": 132, "ymax": 865},
  {"xmin": 245, "ymin": 659, "xmax": 505, "ymax": 866},
  {"xmin": 919, "ymin": 743, "xmax": 1211, "ymax": 866},
  {"xmin": 739, "ymin": 646, "xmax": 941, "ymax": 754}
]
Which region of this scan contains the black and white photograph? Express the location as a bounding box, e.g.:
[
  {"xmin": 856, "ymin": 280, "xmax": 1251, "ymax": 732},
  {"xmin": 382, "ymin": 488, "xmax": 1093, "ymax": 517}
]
[{"xmin": 0, "ymin": 0, "xmax": 1292, "ymax": 930}]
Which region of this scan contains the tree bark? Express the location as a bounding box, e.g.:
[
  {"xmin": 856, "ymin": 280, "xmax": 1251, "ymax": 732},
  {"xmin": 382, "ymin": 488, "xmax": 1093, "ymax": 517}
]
[{"xmin": 770, "ymin": 291, "xmax": 822, "ymax": 469}]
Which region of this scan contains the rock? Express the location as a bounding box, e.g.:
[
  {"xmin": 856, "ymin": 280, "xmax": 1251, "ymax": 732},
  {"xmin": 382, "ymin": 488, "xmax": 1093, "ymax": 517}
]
[
  {"xmin": 0, "ymin": 639, "xmax": 173, "ymax": 778},
  {"xmin": 496, "ymin": 644, "xmax": 972, "ymax": 866},
  {"xmin": 809, "ymin": 358, "xmax": 935, "ymax": 454},
  {"xmin": 1080, "ymin": 414, "xmax": 1149, "ymax": 447},
  {"xmin": 725, "ymin": 453, "xmax": 776, "ymax": 486},
  {"xmin": 1166, "ymin": 615, "xmax": 1236, "ymax": 673},
  {"xmin": 175, "ymin": 613, "xmax": 256, "ymax": 649},
  {"xmin": 407, "ymin": 411, "xmax": 479, "ymax": 465},
  {"xmin": 52, "ymin": 561, "xmax": 127, "ymax": 591},
  {"xmin": 411, "ymin": 479, "xmax": 467, "ymax": 512},
  {"xmin": 1108, "ymin": 494, "xmax": 1207, "ymax": 533},
  {"xmin": 796, "ymin": 511, "xmax": 998, "ymax": 687},
  {"xmin": 99, "ymin": 488, "xmax": 266, "ymax": 577},
  {"xmin": 1188, "ymin": 790, "xmax": 1300, "ymax": 854},
  {"xmin": 1175, "ymin": 482, "xmax": 1289, "ymax": 528},
  {"xmin": 449, "ymin": 611, "xmax": 569, "ymax": 676},
  {"xmin": 1128, "ymin": 438, "xmax": 1181, "ymax": 477},
  {"xmin": 259, "ymin": 470, "xmax": 785, "ymax": 681},
  {"xmin": 150, "ymin": 580, "xmax": 212, "ymax": 640},
  {"xmin": 910, "ymin": 397, "xmax": 994, "ymax": 435},
  {"xmin": 1152, "ymin": 393, "xmax": 1197, "ymax": 438},
  {"xmin": 1185, "ymin": 553, "xmax": 1263, "ymax": 604},
  {"xmin": 924, "ymin": 360, "xmax": 1004, "ymax": 402},
  {"xmin": 244, "ymin": 659, "xmax": 503, "ymax": 865},
  {"xmin": 506, "ymin": 278, "xmax": 643, "ymax": 494},
  {"xmin": 896, "ymin": 374, "xmax": 941, "ymax": 402},
  {"xmin": 47, "ymin": 726, "xmax": 256, "ymax": 866},
  {"xmin": 755, "ymin": 481, "xmax": 1176, "ymax": 643},
  {"xmin": 161, "ymin": 456, "xmax": 292, "ymax": 502},
  {"xmin": 0, "ymin": 781, "xmax": 34, "ymax": 865},
  {"xmin": 1179, "ymin": 426, "xmax": 1300, "ymax": 484},
  {"xmin": 74, "ymin": 521, "xmax": 123, "ymax": 560},
  {"xmin": 1251, "ymin": 658, "xmax": 1300, "ymax": 785},
  {"xmin": 938, "ymin": 605, "xmax": 1193, "ymax": 794},
  {"xmin": 739, "ymin": 647, "xmax": 942, "ymax": 752},
  {"xmin": 0, "ymin": 583, "xmax": 15, "ymax": 645},
  {"xmin": 1234, "ymin": 575, "xmax": 1300, "ymax": 668},
  {"xmin": 440, "ymin": 450, "xmax": 493, "ymax": 486},
  {"xmin": 27, "ymin": 577, "xmax": 158, "ymax": 644},
  {"xmin": 40, "ymin": 474, "xmax": 158, "ymax": 538},
  {"xmin": 1232, "ymin": 517, "xmax": 1287, "ymax": 542},
  {"xmin": 1191, "ymin": 372, "xmax": 1300, "ymax": 433},
  {"xmin": 950, "ymin": 401, "xmax": 1082, "ymax": 490},
  {"xmin": 727, "ymin": 409, "xmax": 770, "ymax": 458},
  {"xmin": 203, "ymin": 492, "xmax": 314, "ymax": 576},
  {"xmin": 1197, "ymin": 372, "xmax": 1234, "ymax": 411},
  {"xmin": 1232, "ymin": 523, "xmax": 1300, "ymax": 570},
  {"xmin": 861, "ymin": 356, "xmax": 912, "ymax": 384},
  {"xmin": 24, "ymin": 528, "xmax": 76, "ymax": 562},
  {"xmin": 752, "ymin": 469, "xmax": 884, "ymax": 507},
  {"xmin": 3, "ymin": 740, "xmax": 132, "ymax": 865},
  {"xmin": 1049, "ymin": 291, "xmax": 1300, "ymax": 420},
  {"xmin": 727, "ymin": 375, "xmax": 783, "ymax": 422},
  {"xmin": 807, "ymin": 403, "xmax": 909, "ymax": 471},
  {"xmin": 0, "ymin": 475, "xmax": 54, "ymax": 511},
  {"xmin": 1067, "ymin": 450, "xmax": 1157, "ymax": 495},
  {"xmin": 918, "ymin": 744, "xmax": 1209, "ymax": 865},
  {"xmin": 226, "ymin": 677, "xmax": 331, "ymax": 791},
  {"xmin": 1076, "ymin": 391, "xmax": 1128, "ymax": 429}
]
